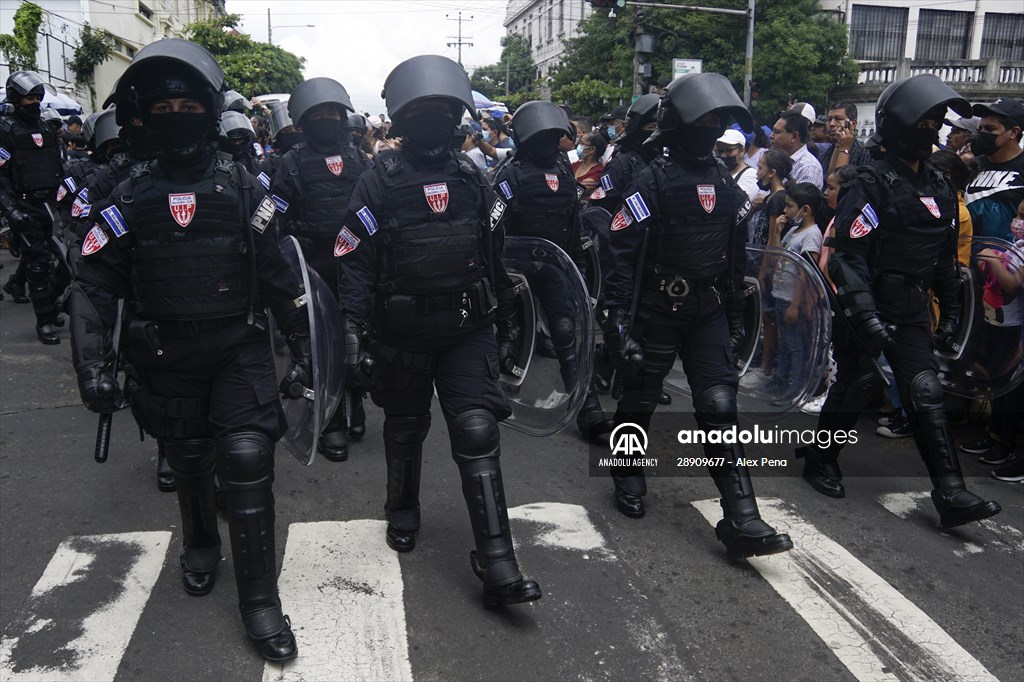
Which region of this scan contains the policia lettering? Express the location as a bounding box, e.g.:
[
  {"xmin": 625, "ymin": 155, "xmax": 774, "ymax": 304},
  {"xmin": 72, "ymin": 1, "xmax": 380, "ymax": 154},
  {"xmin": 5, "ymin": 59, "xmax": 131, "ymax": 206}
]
[
  {"xmin": 271, "ymin": 76, "xmax": 370, "ymax": 462},
  {"xmin": 336, "ymin": 55, "xmax": 542, "ymax": 607},
  {"xmin": 603, "ymin": 72, "xmax": 793, "ymax": 560},
  {"xmin": 70, "ymin": 39, "xmax": 309, "ymax": 662},
  {"xmin": 799, "ymin": 74, "xmax": 1001, "ymax": 529}
]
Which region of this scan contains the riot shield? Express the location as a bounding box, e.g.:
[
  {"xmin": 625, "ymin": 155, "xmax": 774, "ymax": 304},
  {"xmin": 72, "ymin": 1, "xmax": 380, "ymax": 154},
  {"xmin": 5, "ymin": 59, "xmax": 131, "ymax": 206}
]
[
  {"xmin": 499, "ymin": 273, "xmax": 536, "ymax": 387},
  {"xmin": 272, "ymin": 236, "xmax": 345, "ymax": 464},
  {"xmin": 579, "ymin": 205, "xmax": 613, "ymax": 305},
  {"xmin": 501, "ymin": 236, "xmax": 595, "ymax": 437},
  {"xmin": 937, "ymin": 237, "xmax": 1024, "ymax": 399},
  {"xmin": 663, "ymin": 244, "xmax": 832, "ymax": 415}
]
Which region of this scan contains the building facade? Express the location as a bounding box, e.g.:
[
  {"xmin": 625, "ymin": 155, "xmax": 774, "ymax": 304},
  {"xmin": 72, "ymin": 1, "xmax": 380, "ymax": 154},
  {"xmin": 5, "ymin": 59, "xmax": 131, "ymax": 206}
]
[
  {"xmin": 504, "ymin": 0, "xmax": 594, "ymax": 81},
  {"xmin": 1, "ymin": 0, "xmax": 226, "ymax": 112}
]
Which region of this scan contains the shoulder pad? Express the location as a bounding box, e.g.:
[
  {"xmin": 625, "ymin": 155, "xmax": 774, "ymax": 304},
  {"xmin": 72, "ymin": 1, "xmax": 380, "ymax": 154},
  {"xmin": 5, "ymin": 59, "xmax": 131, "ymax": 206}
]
[
  {"xmin": 130, "ymin": 161, "xmax": 152, "ymax": 180},
  {"xmin": 379, "ymin": 150, "xmax": 403, "ymax": 176}
]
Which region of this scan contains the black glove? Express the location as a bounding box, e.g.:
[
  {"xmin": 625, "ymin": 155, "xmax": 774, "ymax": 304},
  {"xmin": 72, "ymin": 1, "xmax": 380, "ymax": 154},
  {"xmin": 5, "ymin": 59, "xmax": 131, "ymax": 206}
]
[
  {"xmin": 727, "ymin": 310, "xmax": 745, "ymax": 358},
  {"xmin": 7, "ymin": 209, "xmax": 32, "ymax": 232},
  {"xmin": 345, "ymin": 317, "xmax": 378, "ymax": 391},
  {"xmin": 78, "ymin": 365, "xmax": 123, "ymax": 413},
  {"xmin": 280, "ymin": 333, "xmax": 313, "ymax": 400},
  {"xmin": 856, "ymin": 314, "xmax": 895, "ymax": 358},
  {"xmin": 934, "ymin": 317, "xmax": 958, "ymax": 353},
  {"xmin": 496, "ymin": 316, "xmax": 521, "ymax": 376},
  {"xmin": 604, "ymin": 308, "xmax": 643, "ymax": 371}
]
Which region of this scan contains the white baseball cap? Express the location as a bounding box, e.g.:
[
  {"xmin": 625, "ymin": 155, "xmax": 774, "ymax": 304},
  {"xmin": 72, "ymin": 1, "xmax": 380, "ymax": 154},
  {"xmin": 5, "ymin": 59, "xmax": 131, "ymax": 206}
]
[
  {"xmin": 788, "ymin": 102, "xmax": 816, "ymax": 124},
  {"xmin": 717, "ymin": 129, "xmax": 747, "ymax": 147}
]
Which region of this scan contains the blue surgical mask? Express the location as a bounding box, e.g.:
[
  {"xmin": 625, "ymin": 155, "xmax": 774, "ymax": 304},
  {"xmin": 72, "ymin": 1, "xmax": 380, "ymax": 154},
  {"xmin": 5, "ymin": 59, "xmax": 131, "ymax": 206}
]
[
  {"xmin": 608, "ymin": 127, "xmax": 618, "ymax": 141},
  {"xmin": 576, "ymin": 144, "xmax": 586, "ymax": 156},
  {"xmin": 482, "ymin": 131, "xmax": 491, "ymax": 142}
]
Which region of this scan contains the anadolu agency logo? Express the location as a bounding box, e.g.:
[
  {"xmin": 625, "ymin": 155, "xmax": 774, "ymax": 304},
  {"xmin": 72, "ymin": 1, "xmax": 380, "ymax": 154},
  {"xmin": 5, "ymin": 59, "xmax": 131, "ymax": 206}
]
[{"xmin": 600, "ymin": 423, "xmax": 659, "ymax": 468}]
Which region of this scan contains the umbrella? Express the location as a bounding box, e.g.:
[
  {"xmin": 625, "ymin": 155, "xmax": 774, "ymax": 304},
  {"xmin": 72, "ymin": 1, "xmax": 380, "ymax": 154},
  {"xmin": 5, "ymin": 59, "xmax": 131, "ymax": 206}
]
[
  {"xmin": 41, "ymin": 84, "xmax": 83, "ymax": 115},
  {"xmin": 472, "ymin": 89, "xmax": 497, "ymax": 109}
]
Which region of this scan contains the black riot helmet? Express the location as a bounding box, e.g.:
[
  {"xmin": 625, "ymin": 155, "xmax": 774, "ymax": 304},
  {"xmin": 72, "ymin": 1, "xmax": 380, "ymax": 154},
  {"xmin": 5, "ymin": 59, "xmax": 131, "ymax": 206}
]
[
  {"xmin": 268, "ymin": 101, "xmax": 294, "ymax": 137},
  {"xmin": 93, "ymin": 108, "xmax": 123, "ymax": 152},
  {"xmin": 656, "ymin": 72, "xmax": 753, "ymax": 134},
  {"xmin": 510, "ymin": 100, "xmax": 575, "ymax": 146},
  {"xmin": 5, "ymin": 70, "xmax": 46, "ymax": 102},
  {"xmin": 618, "ymin": 93, "xmax": 660, "ymax": 145},
  {"xmin": 219, "ymin": 110, "xmax": 256, "ymax": 141},
  {"xmin": 41, "ymin": 108, "xmax": 63, "ymax": 130},
  {"xmin": 223, "ymin": 89, "xmax": 250, "ymax": 114},
  {"xmin": 81, "ymin": 112, "xmax": 100, "ymax": 149},
  {"xmin": 346, "ymin": 112, "xmax": 367, "ymax": 131},
  {"xmin": 874, "ymin": 74, "xmax": 970, "ymax": 161},
  {"xmin": 382, "ymin": 55, "xmax": 477, "ymax": 138},
  {"xmin": 288, "ymin": 77, "xmax": 354, "ymax": 127}
]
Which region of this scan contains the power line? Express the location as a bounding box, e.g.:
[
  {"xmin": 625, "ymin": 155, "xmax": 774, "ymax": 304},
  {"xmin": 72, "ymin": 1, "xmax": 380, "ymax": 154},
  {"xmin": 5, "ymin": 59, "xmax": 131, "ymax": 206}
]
[{"xmin": 445, "ymin": 11, "xmax": 474, "ymax": 65}]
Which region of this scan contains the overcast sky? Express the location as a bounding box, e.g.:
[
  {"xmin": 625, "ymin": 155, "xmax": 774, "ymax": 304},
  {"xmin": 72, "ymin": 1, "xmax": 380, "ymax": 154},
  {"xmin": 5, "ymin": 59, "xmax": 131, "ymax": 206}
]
[{"xmin": 225, "ymin": 0, "xmax": 511, "ymax": 115}]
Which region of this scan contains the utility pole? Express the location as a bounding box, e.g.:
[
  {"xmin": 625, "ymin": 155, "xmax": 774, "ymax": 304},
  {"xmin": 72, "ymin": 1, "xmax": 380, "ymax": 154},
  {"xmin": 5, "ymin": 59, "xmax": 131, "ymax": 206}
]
[
  {"xmin": 445, "ymin": 12, "xmax": 474, "ymax": 66},
  {"xmin": 632, "ymin": 7, "xmax": 645, "ymax": 98},
  {"xmin": 506, "ymin": 54, "xmax": 511, "ymax": 96},
  {"xmin": 267, "ymin": 8, "xmax": 272, "ymax": 44}
]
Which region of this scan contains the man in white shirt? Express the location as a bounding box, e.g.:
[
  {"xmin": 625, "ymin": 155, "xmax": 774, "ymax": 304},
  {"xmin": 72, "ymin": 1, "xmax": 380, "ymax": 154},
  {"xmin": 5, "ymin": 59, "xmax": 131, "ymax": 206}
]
[{"xmin": 770, "ymin": 109, "xmax": 823, "ymax": 188}]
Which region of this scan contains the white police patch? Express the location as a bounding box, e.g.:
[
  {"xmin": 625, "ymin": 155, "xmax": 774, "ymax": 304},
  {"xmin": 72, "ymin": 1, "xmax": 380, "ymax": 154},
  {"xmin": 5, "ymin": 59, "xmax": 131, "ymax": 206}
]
[
  {"xmin": 600, "ymin": 174, "xmax": 613, "ymax": 191},
  {"xmin": 625, "ymin": 192, "xmax": 651, "ymax": 222},
  {"xmin": 100, "ymin": 205, "xmax": 128, "ymax": 237},
  {"xmin": 271, "ymin": 195, "xmax": 289, "ymax": 213},
  {"xmin": 250, "ymin": 195, "xmax": 276, "ymax": 233},
  {"xmin": 257, "ymin": 172, "xmax": 271, "ymax": 190},
  {"xmin": 498, "ymin": 181, "xmax": 513, "ymax": 200},
  {"xmin": 356, "ymin": 206, "xmax": 378, "ymax": 235},
  {"xmin": 489, "ymin": 198, "xmax": 506, "ymax": 232}
]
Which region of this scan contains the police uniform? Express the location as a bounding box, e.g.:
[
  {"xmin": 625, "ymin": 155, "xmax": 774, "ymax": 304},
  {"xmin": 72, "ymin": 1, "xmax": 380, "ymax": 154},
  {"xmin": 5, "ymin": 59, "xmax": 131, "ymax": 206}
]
[
  {"xmin": 70, "ymin": 39, "xmax": 302, "ymax": 661},
  {"xmin": 603, "ymin": 72, "xmax": 792, "ymax": 560},
  {"xmin": 0, "ymin": 71, "xmax": 65, "ymax": 344},
  {"xmin": 337, "ymin": 54, "xmax": 541, "ymax": 607},
  {"xmin": 801, "ymin": 74, "xmax": 1001, "ymax": 529}
]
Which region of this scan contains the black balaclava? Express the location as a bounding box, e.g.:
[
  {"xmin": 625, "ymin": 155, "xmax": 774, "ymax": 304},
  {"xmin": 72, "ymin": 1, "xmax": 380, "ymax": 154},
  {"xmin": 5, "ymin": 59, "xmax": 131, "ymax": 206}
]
[
  {"xmin": 517, "ymin": 130, "xmax": 562, "ymax": 167},
  {"xmin": 401, "ymin": 108, "xmax": 457, "ymax": 165}
]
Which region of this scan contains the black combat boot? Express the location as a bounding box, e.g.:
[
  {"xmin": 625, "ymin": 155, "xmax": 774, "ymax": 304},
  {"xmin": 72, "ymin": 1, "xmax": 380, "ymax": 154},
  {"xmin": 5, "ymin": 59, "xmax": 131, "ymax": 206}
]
[
  {"xmin": 27, "ymin": 262, "xmax": 60, "ymax": 345},
  {"xmin": 217, "ymin": 432, "xmax": 297, "ymax": 662},
  {"xmin": 795, "ymin": 446, "xmax": 845, "ymax": 498},
  {"xmin": 348, "ymin": 390, "xmax": 366, "ymax": 440},
  {"xmin": 711, "ymin": 462, "xmax": 793, "ymax": 560},
  {"xmin": 383, "ymin": 415, "xmax": 430, "ymax": 552},
  {"xmin": 451, "ymin": 410, "xmax": 542, "ymax": 607},
  {"xmin": 163, "ymin": 439, "xmax": 220, "ymax": 596},
  {"xmin": 156, "ymin": 440, "xmax": 176, "ymax": 492},
  {"xmin": 576, "ymin": 388, "xmax": 615, "ymax": 443},
  {"xmin": 608, "ymin": 387, "xmax": 658, "ymax": 518},
  {"xmin": 3, "ymin": 276, "xmax": 29, "ymax": 304},
  {"xmin": 318, "ymin": 409, "xmax": 349, "ymax": 462}
]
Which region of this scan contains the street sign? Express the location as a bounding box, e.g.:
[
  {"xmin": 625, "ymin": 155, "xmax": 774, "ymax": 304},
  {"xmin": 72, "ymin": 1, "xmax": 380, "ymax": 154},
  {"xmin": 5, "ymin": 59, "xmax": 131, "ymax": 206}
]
[{"xmin": 672, "ymin": 58, "xmax": 702, "ymax": 79}]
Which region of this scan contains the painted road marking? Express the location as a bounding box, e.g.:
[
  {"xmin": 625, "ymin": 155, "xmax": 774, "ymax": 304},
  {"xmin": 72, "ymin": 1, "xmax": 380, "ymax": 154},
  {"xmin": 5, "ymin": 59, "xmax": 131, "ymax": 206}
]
[
  {"xmin": 263, "ymin": 520, "xmax": 412, "ymax": 682},
  {"xmin": 879, "ymin": 491, "xmax": 1023, "ymax": 558},
  {"xmin": 0, "ymin": 532, "xmax": 171, "ymax": 682},
  {"xmin": 692, "ymin": 497, "xmax": 996, "ymax": 682}
]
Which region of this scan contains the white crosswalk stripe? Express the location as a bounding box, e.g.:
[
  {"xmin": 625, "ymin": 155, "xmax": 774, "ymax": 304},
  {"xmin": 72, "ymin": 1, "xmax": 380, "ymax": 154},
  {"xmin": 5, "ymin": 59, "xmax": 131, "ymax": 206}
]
[
  {"xmin": 0, "ymin": 532, "xmax": 170, "ymax": 682},
  {"xmin": 692, "ymin": 497, "xmax": 997, "ymax": 682},
  {"xmin": 878, "ymin": 492, "xmax": 1024, "ymax": 558}
]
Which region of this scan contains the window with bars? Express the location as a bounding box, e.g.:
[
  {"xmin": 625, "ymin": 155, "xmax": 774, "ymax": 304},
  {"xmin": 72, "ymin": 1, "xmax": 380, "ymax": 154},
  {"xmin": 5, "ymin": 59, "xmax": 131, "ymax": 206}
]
[
  {"xmin": 849, "ymin": 4, "xmax": 908, "ymax": 60},
  {"xmin": 981, "ymin": 12, "xmax": 1024, "ymax": 61},
  {"xmin": 916, "ymin": 9, "xmax": 972, "ymax": 61}
]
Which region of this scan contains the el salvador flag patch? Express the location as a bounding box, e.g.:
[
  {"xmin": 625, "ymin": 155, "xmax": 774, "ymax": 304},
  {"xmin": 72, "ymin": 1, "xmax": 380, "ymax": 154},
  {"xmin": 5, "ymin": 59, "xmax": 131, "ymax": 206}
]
[
  {"xmin": 498, "ymin": 181, "xmax": 513, "ymax": 200},
  {"xmin": 257, "ymin": 172, "xmax": 271, "ymax": 190},
  {"xmin": 271, "ymin": 195, "xmax": 289, "ymax": 213},
  {"xmin": 100, "ymin": 204, "xmax": 128, "ymax": 237},
  {"xmin": 600, "ymin": 174, "xmax": 613, "ymax": 191},
  {"xmin": 625, "ymin": 192, "xmax": 651, "ymax": 222},
  {"xmin": 356, "ymin": 206, "xmax": 378, "ymax": 235}
]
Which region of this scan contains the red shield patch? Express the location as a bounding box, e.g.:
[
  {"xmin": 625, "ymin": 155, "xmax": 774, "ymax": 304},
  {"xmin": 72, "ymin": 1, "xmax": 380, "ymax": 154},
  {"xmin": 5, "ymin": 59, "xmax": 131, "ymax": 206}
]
[
  {"xmin": 325, "ymin": 155, "xmax": 344, "ymax": 176},
  {"xmin": 168, "ymin": 193, "xmax": 197, "ymax": 228},
  {"xmin": 545, "ymin": 173, "xmax": 559, "ymax": 192},
  {"xmin": 920, "ymin": 197, "xmax": 941, "ymax": 219},
  {"xmin": 697, "ymin": 185, "xmax": 716, "ymax": 214},
  {"xmin": 850, "ymin": 217, "xmax": 871, "ymax": 239},
  {"xmin": 590, "ymin": 186, "xmax": 607, "ymax": 200},
  {"xmin": 334, "ymin": 227, "xmax": 360, "ymax": 257},
  {"xmin": 610, "ymin": 208, "xmax": 634, "ymax": 231},
  {"xmin": 423, "ymin": 183, "xmax": 449, "ymax": 213},
  {"xmin": 56, "ymin": 185, "xmax": 67, "ymax": 202},
  {"xmin": 81, "ymin": 225, "xmax": 108, "ymax": 256},
  {"xmin": 32, "ymin": 133, "xmax": 44, "ymax": 147}
]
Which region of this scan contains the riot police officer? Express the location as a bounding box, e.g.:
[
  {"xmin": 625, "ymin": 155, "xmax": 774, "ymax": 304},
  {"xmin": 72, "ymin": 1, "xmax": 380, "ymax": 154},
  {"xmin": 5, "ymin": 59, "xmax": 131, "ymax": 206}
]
[
  {"xmin": 798, "ymin": 74, "xmax": 1002, "ymax": 529},
  {"xmin": 271, "ymin": 77, "xmax": 370, "ymax": 462},
  {"xmin": 259, "ymin": 101, "xmax": 301, "ymax": 179},
  {"xmin": 337, "ymin": 55, "xmax": 542, "ymax": 606},
  {"xmin": 218, "ymin": 110, "xmax": 261, "ymax": 175},
  {"xmin": 590, "ymin": 93, "xmax": 660, "ymax": 214},
  {"xmin": 70, "ymin": 39, "xmax": 306, "ymax": 660},
  {"xmin": 604, "ymin": 73, "xmax": 793, "ymax": 560},
  {"xmin": 493, "ymin": 100, "xmax": 614, "ymax": 441},
  {"xmin": 0, "ymin": 71, "xmax": 65, "ymax": 344}
]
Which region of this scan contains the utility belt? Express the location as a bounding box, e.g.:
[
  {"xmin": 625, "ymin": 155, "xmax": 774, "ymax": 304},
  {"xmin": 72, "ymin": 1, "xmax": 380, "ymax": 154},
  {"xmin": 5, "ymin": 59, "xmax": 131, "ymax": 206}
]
[
  {"xmin": 645, "ymin": 273, "xmax": 720, "ymax": 308},
  {"xmin": 874, "ymin": 271, "xmax": 928, "ymax": 295},
  {"xmin": 128, "ymin": 314, "xmax": 254, "ymax": 349},
  {"xmin": 385, "ymin": 279, "xmax": 496, "ymax": 318},
  {"xmin": 17, "ymin": 190, "xmax": 55, "ymax": 202}
]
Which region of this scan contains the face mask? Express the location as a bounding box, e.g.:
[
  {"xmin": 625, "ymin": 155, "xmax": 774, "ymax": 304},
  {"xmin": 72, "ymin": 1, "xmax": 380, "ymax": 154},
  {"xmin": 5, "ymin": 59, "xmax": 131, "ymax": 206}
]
[
  {"xmin": 970, "ymin": 131, "xmax": 1000, "ymax": 157},
  {"xmin": 125, "ymin": 124, "xmax": 157, "ymax": 160},
  {"xmin": 16, "ymin": 102, "xmax": 41, "ymax": 120},
  {"xmin": 756, "ymin": 173, "xmax": 772, "ymax": 191},
  {"xmin": 608, "ymin": 127, "xmax": 618, "ymax": 141},
  {"xmin": 222, "ymin": 139, "xmax": 249, "ymax": 157},
  {"xmin": 891, "ymin": 126, "xmax": 938, "ymax": 161},
  {"xmin": 403, "ymin": 112, "xmax": 454, "ymax": 150},
  {"xmin": 276, "ymin": 131, "xmax": 305, "ymax": 152},
  {"xmin": 303, "ymin": 118, "xmax": 344, "ymax": 147},
  {"xmin": 1011, "ymin": 217, "xmax": 1024, "ymax": 241},
  {"xmin": 147, "ymin": 112, "xmax": 210, "ymax": 161},
  {"xmin": 673, "ymin": 125, "xmax": 724, "ymax": 157},
  {"xmin": 482, "ymin": 131, "xmax": 491, "ymax": 142},
  {"xmin": 718, "ymin": 154, "xmax": 739, "ymax": 170}
]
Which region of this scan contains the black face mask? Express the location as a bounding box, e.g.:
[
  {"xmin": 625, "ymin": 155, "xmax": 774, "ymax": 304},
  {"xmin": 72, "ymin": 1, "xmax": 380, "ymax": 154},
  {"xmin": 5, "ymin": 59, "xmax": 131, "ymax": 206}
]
[
  {"xmin": 718, "ymin": 154, "xmax": 739, "ymax": 170},
  {"xmin": 890, "ymin": 126, "xmax": 938, "ymax": 162},
  {"xmin": 16, "ymin": 102, "xmax": 41, "ymax": 120},
  {"xmin": 756, "ymin": 174, "xmax": 772, "ymax": 191},
  {"xmin": 672, "ymin": 125, "xmax": 723, "ymax": 158},
  {"xmin": 147, "ymin": 112, "xmax": 210, "ymax": 161},
  {"xmin": 970, "ymin": 131, "xmax": 1000, "ymax": 157},
  {"xmin": 125, "ymin": 124, "xmax": 158, "ymax": 160},
  {"xmin": 222, "ymin": 139, "xmax": 249, "ymax": 157},
  {"xmin": 276, "ymin": 131, "xmax": 305, "ymax": 152},
  {"xmin": 303, "ymin": 118, "xmax": 344, "ymax": 147},
  {"xmin": 403, "ymin": 112, "xmax": 455, "ymax": 151}
]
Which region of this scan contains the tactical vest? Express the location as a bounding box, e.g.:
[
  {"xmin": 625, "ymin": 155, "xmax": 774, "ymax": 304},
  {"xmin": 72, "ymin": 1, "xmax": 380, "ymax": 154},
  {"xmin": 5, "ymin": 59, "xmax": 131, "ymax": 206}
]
[
  {"xmin": 502, "ymin": 158, "xmax": 576, "ymax": 248},
  {"xmin": 122, "ymin": 157, "xmax": 251, "ymax": 320},
  {"xmin": 648, "ymin": 158, "xmax": 740, "ymax": 280},
  {"xmin": 284, "ymin": 144, "xmax": 366, "ymax": 236},
  {"xmin": 374, "ymin": 151, "xmax": 487, "ymax": 294},
  {"xmin": 862, "ymin": 162, "xmax": 957, "ymax": 282},
  {"xmin": 1, "ymin": 117, "xmax": 63, "ymax": 192}
]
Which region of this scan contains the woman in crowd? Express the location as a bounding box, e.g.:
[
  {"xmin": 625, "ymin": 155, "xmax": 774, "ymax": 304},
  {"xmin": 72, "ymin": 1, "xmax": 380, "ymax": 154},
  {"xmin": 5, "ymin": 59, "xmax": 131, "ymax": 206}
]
[{"xmin": 572, "ymin": 132, "xmax": 607, "ymax": 199}]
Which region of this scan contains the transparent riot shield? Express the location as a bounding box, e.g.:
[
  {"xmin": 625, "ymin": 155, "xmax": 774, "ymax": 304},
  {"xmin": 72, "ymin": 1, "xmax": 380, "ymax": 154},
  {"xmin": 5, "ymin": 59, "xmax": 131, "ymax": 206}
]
[
  {"xmin": 663, "ymin": 244, "xmax": 832, "ymax": 415},
  {"xmin": 937, "ymin": 237, "xmax": 1024, "ymax": 399},
  {"xmin": 272, "ymin": 236, "xmax": 345, "ymax": 464},
  {"xmin": 580, "ymin": 205, "xmax": 613, "ymax": 305},
  {"xmin": 501, "ymin": 236, "xmax": 595, "ymax": 436}
]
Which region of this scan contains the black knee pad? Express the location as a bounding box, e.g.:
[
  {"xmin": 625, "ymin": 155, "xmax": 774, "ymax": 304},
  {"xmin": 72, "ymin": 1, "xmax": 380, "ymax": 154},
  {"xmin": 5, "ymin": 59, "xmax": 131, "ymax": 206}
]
[
  {"xmin": 162, "ymin": 438, "xmax": 215, "ymax": 477},
  {"xmin": 450, "ymin": 409, "xmax": 499, "ymax": 461},
  {"xmin": 384, "ymin": 415, "xmax": 431, "ymax": 445},
  {"xmin": 216, "ymin": 431, "xmax": 274, "ymax": 491},
  {"xmin": 696, "ymin": 385, "xmax": 737, "ymax": 424},
  {"xmin": 909, "ymin": 370, "xmax": 944, "ymax": 412}
]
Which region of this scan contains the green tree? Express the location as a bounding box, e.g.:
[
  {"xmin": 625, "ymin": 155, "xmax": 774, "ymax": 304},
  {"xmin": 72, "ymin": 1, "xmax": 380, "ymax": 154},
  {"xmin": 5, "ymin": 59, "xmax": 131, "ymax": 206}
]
[
  {"xmin": 67, "ymin": 24, "xmax": 113, "ymax": 111},
  {"xmin": 553, "ymin": 0, "xmax": 857, "ymax": 123},
  {"xmin": 470, "ymin": 34, "xmax": 536, "ymax": 103},
  {"xmin": 186, "ymin": 14, "xmax": 305, "ymax": 96},
  {"xmin": 0, "ymin": 1, "xmax": 44, "ymax": 71}
]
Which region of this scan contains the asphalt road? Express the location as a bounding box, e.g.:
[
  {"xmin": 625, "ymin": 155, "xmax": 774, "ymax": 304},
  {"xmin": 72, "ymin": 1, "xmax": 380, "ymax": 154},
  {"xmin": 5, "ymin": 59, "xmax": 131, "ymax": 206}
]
[{"xmin": 1, "ymin": 251, "xmax": 1021, "ymax": 682}]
